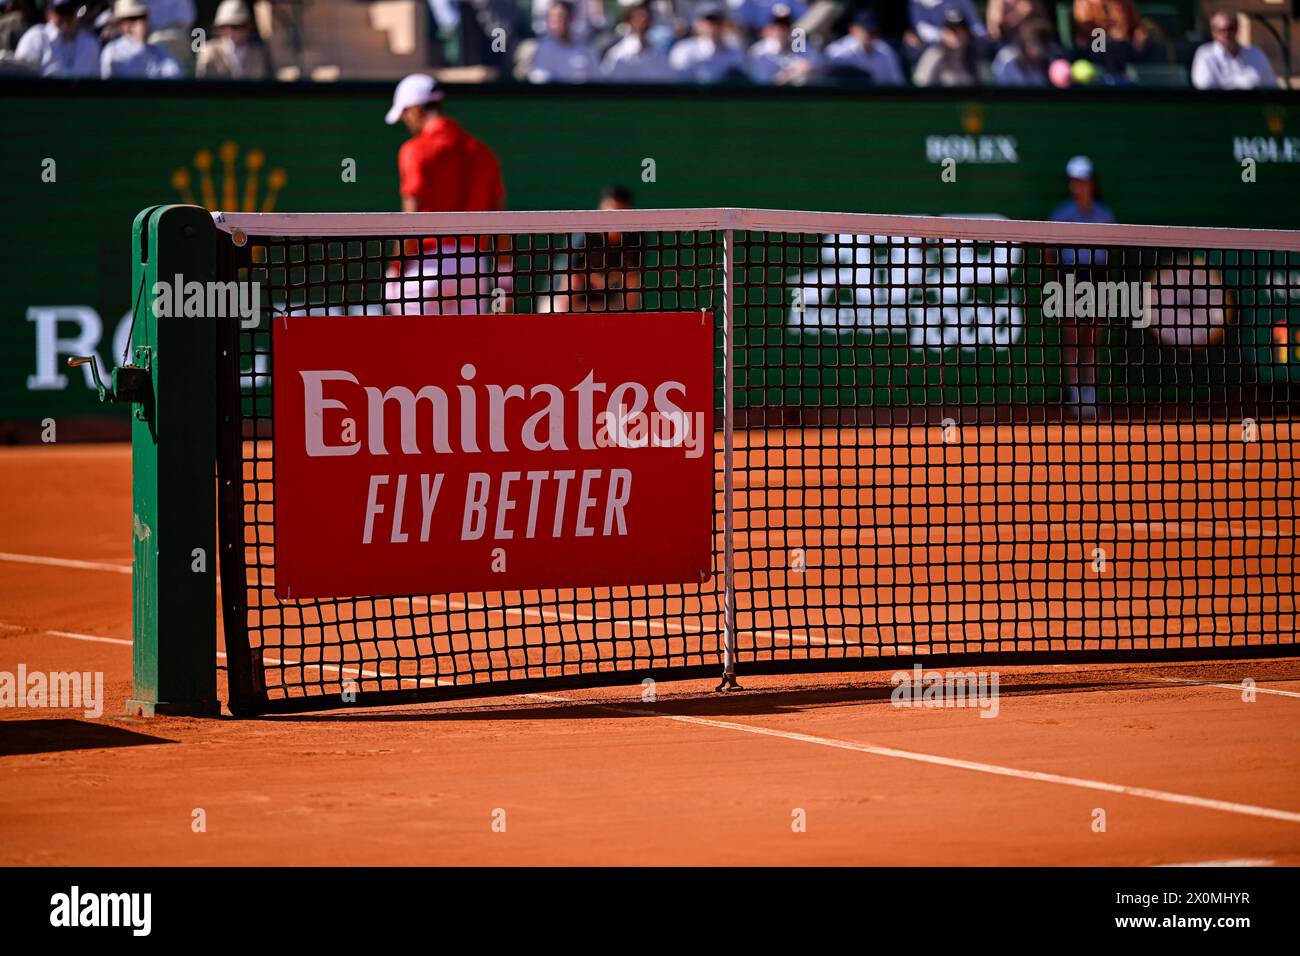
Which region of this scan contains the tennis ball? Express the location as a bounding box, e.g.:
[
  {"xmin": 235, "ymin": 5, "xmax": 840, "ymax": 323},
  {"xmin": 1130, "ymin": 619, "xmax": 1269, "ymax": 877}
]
[
  {"xmin": 1070, "ymin": 59, "xmax": 1099, "ymax": 85},
  {"xmin": 1048, "ymin": 58, "xmax": 1072, "ymax": 88}
]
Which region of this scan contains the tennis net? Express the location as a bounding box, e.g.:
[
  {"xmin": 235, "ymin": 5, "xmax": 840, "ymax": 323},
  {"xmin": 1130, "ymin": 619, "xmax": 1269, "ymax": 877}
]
[{"xmin": 208, "ymin": 208, "xmax": 1300, "ymax": 714}]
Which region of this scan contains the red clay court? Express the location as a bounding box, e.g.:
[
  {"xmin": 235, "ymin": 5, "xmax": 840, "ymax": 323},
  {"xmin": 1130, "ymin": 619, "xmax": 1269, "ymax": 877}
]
[{"xmin": 3, "ymin": 434, "xmax": 1298, "ymax": 867}]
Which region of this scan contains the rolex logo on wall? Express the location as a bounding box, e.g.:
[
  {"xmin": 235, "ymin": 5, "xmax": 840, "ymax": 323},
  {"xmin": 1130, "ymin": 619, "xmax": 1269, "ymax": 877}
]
[{"xmin": 172, "ymin": 141, "xmax": 287, "ymax": 212}]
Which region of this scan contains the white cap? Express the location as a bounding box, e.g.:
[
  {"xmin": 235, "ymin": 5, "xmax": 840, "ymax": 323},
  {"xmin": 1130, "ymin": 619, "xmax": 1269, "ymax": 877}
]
[
  {"xmin": 111, "ymin": 0, "xmax": 149, "ymax": 20},
  {"xmin": 386, "ymin": 74, "xmax": 444, "ymax": 125},
  {"xmin": 213, "ymin": 0, "xmax": 251, "ymax": 27},
  {"xmin": 1065, "ymin": 155, "xmax": 1095, "ymax": 180}
]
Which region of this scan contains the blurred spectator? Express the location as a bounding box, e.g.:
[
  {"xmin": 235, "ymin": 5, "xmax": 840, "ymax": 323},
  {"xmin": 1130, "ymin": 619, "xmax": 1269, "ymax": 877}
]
[
  {"xmin": 727, "ymin": 0, "xmax": 805, "ymax": 33},
  {"xmin": 669, "ymin": 3, "xmax": 744, "ymax": 82},
  {"xmin": 14, "ymin": 0, "xmax": 100, "ymax": 76},
  {"xmin": 824, "ymin": 10, "xmax": 904, "ymax": 85},
  {"xmin": 458, "ymin": 0, "xmax": 524, "ymax": 69},
  {"xmin": 1072, "ymin": 0, "xmax": 1147, "ymax": 74},
  {"xmin": 907, "ymin": 0, "xmax": 984, "ymax": 48},
  {"xmin": 860, "ymin": 0, "xmax": 910, "ymax": 41},
  {"xmin": 991, "ymin": 20, "xmax": 1052, "ymax": 85},
  {"xmin": 529, "ymin": 0, "xmax": 601, "ymax": 82},
  {"xmin": 196, "ymin": 0, "xmax": 270, "ymax": 79},
  {"xmin": 1191, "ymin": 10, "xmax": 1277, "ymax": 89},
  {"xmin": 532, "ymin": 0, "xmax": 608, "ymax": 42},
  {"xmin": 146, "ymin": 0, "xmax": 194, "ymax": 64},
  {"xmin": 601, "ymin": 1, "xmax": 675, "ymax": 81},
  {"xmin": 102, "ymin": 0, "xmax": 182, "ymax": 76},
  {"xmin": 0, "ymin": 0, "xmax": 38, "ymax": 53},
  {"xmin": 147, "ymin": 0, "xmax": 193, "ymax": 32},
  {"xmin": 985, "ymin": 0, "xmax": 1047, "ymax": 42},
  {"xmin": 643, "ymin": 0, "xmax": 684, "ymax": 47},
  {"xmin": 913, "ymin": 7, "xmax": 978, "ymax": 86},
  {"xmin": 746, "ymin": 3, "xmax": 819, "ymax": 84},
  {"xmin": 89, "ymin": 0, "xmax": 114, "ymax": 32}
]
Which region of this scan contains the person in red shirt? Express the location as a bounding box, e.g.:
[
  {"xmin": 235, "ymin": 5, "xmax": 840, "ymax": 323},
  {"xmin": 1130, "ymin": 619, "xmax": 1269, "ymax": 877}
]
[{"xmin": 384, "ymin": 73, "xmax": 508, "ymax": 314}]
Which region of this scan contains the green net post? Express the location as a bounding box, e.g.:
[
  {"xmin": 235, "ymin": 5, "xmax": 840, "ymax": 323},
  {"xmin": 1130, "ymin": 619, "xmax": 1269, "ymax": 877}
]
[{"xmin": 124, "ymin": 205, "xmax": 219, "ymax": 718}]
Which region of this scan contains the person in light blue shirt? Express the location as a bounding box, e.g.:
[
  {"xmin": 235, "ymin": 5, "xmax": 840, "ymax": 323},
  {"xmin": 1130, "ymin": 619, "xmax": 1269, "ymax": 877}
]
[
  {"xmin": 726, "ymin": 0, "xmax": 805, "ymax": 32},
  {"xmin": 824, "ymin": 11, "xmax": 904, "ymax": 85},
  {"xmin": 1049, "ymin": 154, "xmax": 1114, "ymax": 266},
  {"xmin": 746, "ymin": 4, "xmax": 819, "ymax": 85},
  {"xmin": 991, "ymin": 21, "xmax": 1051, "ymax": 86},
  {"xmin": 908, "ymin": 0, "xmax": 986, "ymax": 46},
  {"xmin": 1048, "ymin": 155, "xmax": 1115, "ymax": 419},
  {"xmin": 601, "ymin": 2, "xmax": 677, "ymax": 83},
  {"xmin": 14, "ymin": 0, "xmax": 100, "ymax": 76},
  {"xmin": 528, "ymin": 0, "xmax": 600, "ymax": 83},
  {"xmin": 143, "ymin": 0, "xmax": 195, "ymax": 65},
  {"xmin": 145, "ymin": 0, "xmax": 194, "ymax": 33},
  {"xmin": 101, "ymin": 0, "xmax": 182, "ymax": 78},
  {"xmin": 669, "ymin": 3, "xmax": 745, "ymax": 83},
  {"xmin": 531, "ymin": 0, "xmax": 607, "ymax": 42}
]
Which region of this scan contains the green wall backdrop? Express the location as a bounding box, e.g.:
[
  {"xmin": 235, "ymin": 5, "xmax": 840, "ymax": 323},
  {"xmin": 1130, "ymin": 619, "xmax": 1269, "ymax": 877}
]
[{"xmin": 2, "ymin": 80, "xmax": 1298, "ymax": 434}]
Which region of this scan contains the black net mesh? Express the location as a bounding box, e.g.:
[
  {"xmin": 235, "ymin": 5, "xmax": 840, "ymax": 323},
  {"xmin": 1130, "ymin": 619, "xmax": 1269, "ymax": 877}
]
[
  {"xmin": 732, "ymin": 231, "xmax": 1298, "ymax": 665},
  {"xmin": 217, "ymin": 221, "xmax": 1300, "ymax": 713},
  {"xmin": 220, "ymin": 228, "xmax": 726, "ymax": 711}
]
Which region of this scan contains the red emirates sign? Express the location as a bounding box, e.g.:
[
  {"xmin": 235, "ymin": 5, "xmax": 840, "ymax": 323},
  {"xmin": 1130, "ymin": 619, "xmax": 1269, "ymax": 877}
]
[{"xmin": 271, "ymin": 313, "xmax": 714, "ymax": 599}]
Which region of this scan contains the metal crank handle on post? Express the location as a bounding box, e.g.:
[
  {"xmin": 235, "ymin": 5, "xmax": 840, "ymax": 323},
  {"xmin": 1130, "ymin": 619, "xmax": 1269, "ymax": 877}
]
[{"xmin": 66, "ymin": 354, "xmax": 152, "ymax": 406}]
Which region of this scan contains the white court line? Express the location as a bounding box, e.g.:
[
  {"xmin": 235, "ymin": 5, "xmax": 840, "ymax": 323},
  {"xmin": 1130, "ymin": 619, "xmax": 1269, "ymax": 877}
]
[
  {"xmin": 525, "ymin": 695, "xmax": 1300, "ymax": 826},
  {"xmin": 1, "ymin": 550, "xmax": 832, "ymax": 650},
  {"xmin": 0, "ymin": 551, "xmax": 228, "ymax": 602},
  {"xmin": 27, "ymin": 626, "xmax": 1300, "ymax": 824},
  {"xmin": 401, "ymin": 594, "xmax": 723, "ymax": 642},
  {"xmin": 32, "ymin": 626, "xmax": 448, "ymax": 690},
  {"xmin": 402, "ymin": 595, "xmax": 830, "ymax": 647},
  {"xmin": 1156, "ymin": 677, "xmax": 1300, "ymax": 699},
  {"xmin": 1121, "ymin": 523, "xmax": 1286, "ymax": 538},
  {"xmin": 46, "ymin": 629, "xmax": 133, "ymax": 647},
  {"xmin": 1157, "ymin": 859, "xmax": 1274, "ymax": 867},
  {"xmin": 270, "ymin": 655, "xmax": 447, "ymax": 688},
  {"xmin": 254, "ymin": 645, "xmax": 448, "ymax": 690},
  {"xmin": 753, "ymin": 627, "xmax": 828, "ymax": 646},
  {"xmin": 0, "ymin": 552, "xmax": 131, "ymax": 574}
]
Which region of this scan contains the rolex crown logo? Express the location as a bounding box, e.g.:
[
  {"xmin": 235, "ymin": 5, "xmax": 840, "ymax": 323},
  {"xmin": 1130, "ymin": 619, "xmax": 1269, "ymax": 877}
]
[
  {"xmin": 961, "ymin": 104, "xmax": 985, "ymax": 135},
  {"xmin": 172, "ymin": 141, "xmax": 287, "ymax": 212},
  {"xmin": 1264, "ymin": 109, "xmax": 1285, "ymax": 136}
]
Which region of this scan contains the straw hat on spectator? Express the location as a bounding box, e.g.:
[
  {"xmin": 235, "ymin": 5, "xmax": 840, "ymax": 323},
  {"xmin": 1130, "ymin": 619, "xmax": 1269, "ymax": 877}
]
[
  {"xmin": 111, "ymin": 0, "xmax": 150, "ymax": 21},
  {"xmin": 213, "ymin": 0, "xmax": 252, "ymax": 27}
]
